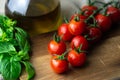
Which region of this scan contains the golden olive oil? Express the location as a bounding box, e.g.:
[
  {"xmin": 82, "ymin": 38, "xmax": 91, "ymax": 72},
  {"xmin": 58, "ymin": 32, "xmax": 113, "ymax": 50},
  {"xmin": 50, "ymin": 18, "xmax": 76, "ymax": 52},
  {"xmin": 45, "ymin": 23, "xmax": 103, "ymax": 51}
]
[{"xmin": 5, "ymin": 0, "xmax": 62, "ymax": 36}]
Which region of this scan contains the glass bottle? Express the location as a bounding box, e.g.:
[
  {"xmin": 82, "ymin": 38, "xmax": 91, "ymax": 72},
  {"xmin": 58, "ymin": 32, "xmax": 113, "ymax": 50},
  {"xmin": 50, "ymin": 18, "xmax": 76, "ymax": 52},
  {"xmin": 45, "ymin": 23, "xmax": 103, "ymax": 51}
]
[{"xmin": 5, "ymin": 0, "xmax": 62, "ymax": 36}]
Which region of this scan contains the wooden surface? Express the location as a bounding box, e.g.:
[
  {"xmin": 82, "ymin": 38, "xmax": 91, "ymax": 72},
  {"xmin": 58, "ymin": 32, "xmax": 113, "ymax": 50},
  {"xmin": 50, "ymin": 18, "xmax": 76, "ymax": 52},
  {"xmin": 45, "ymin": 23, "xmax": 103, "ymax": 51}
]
[{"xmin": 20, "ymin": 24, "xmax": 120, "ymax": 80}]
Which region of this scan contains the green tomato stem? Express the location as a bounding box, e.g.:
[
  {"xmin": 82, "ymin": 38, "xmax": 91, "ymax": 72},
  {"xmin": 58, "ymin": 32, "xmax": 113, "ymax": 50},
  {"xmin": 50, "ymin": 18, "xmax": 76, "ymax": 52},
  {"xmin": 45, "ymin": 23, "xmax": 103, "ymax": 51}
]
[
  {"xmin": 85, "ymin": 1, "xmax": 113, "ymax": 23},
  {"xmin": 57, "ymin": 50, "xmax": 69, "ymax": 60},
  {"xmin": 53, "ymin": 33, "xmax": 61, "ymax": 43},
  {"xmin": 74, "ymin": 16, "xmax": 80, "ymax": 22},
  {"xmin": 75, "ymin": 44, "xmax": 87, "ymax": 54},
  {"xmin": 92, "ymin": 1, "xmax": 106, "ymax": 5},
  {"xmin": 88, "ymin": 0, "xmax": 91, "ymax": 6},
  {"xmin": 64, "ymin": 17, "xmax": 69, "ymax": 24},
  {"xmin": 103, "ymin": 8, "xmax": 107, "ymax": 16}
]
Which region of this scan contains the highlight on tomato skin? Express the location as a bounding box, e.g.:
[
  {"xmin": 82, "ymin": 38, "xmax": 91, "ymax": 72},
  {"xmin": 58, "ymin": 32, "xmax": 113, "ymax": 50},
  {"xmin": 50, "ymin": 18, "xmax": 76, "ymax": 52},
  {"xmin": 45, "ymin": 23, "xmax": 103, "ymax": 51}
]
[
  {"xmin": 70, "ymin": 35, "xmax": 89, "ymax": 51},
  {"xmin": 107, "ymin": 6, "xmax": 120, "ymax": 24},
  {"xmin": 48, "ymin": 40, "xmax": 66, "ymax": 55},
  {"xmin": 67, "ymin": 50, "xmax": 87, "ymax": 67},
  {"xmin": 50, "ymin": 56, "xmax": 69, "ymax": 74},
  {"xmin": 95, "ymin": 14, "xmax": 112, "ymax": 32},
  {"xmin": 58, "ymin": 23, "xmax": 74, "ymax": 41},
  {"xmin": 68, "ymin": 19, "xmax": 87, "ymax": 36}
]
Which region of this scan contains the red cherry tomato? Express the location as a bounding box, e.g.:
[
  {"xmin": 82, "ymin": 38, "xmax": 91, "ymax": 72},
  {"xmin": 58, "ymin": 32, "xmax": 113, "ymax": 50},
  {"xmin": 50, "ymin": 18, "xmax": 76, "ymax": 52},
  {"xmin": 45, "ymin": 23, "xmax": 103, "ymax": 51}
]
[
  {"xmin": 107, "ymin": 6, "xmax": 120, "ymax": 23},
  {"xmin": 48, "ymin": 40, "xmax": 66, "ymax": 55},
  {"xmin": 95, "ymin": 14, "xmax": 112, "ymax": 32},
  {"xmin": 70, "ymin": 14, "xmax": 88, "ymax": 21},
  {"xmin": 50, "ymin": 56, "xmax": 69, "ymax": 74},
  {"xmin": 68, "ymin": 18, "xmax": 86, "ymax": 35},
  {"xmin": 71, "ymin": 35, "xmax": 88, "ymax": 50},
  {"xmin": 82, "ymin": 6, "xmax": 98, "ymax": 16},
  {"xmin": 58, "ymin": 23, "xmax": 74, "ymax": 41},
  {"xmin": 68, "ymin": 50, "xmax": 86, "ymax": 67},
  {"xmin": 87, "ymin": 27, "xmax": 102, "ymax": 43}
]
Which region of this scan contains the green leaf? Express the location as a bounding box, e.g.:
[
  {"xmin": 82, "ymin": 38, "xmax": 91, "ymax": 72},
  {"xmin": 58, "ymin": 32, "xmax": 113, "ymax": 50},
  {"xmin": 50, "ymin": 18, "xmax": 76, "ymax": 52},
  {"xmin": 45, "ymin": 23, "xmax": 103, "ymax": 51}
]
[
  {"xmin": 15, "ymin": 27, "xmax": 29, "ymax": 39},
  {"xmin": 0, "ymin": 15, "xmax": 15, "ymax": 42},
  {"xmin": 0, "ymin": 15, "xmax": 34, "ymax": 80},
  {"xmin": 22, "ymin": 61, "xmax": 35, "ymax": 80},
  {"xmin": 15, "ymin": 31, "xmax": 30, "ymax": 50},
  {"xmin": 15, "ymin": 27, "xmax": 30, "ymax": 52},
  {"xmin": 18, "ymin": 50, "xmax": 30, "ymax": 60},
  {"xmin": 22, "ymin": 40, "xmax": 30, "ymax": 54},
  {"xmin": 0, "ymin": 54, "xmax": 4, "ymax": 72},
  {"xmin": 0, "ymin": 42, "xmax": 17, "ymax": 55},
  {"xmin": 0, "ymin": 27, "xmax": 3, "ymax": 37},
  {"xmin": 0, "ymin": 15, "xmax": 16, "ymax": 30},
  {"xmin": 21, "ymin": 40, "xmax": 30, "ymax": 60},
  {"xmin": 15, "ymin": 32, "xmax": 26, "ymax": 50},
  {"xmin": 0, "ymin": 55, "xmax": 21, "ymax": 80},
  {"xmin": 15, "ymin": 32, "xmax": 30, "ymax": 60}
]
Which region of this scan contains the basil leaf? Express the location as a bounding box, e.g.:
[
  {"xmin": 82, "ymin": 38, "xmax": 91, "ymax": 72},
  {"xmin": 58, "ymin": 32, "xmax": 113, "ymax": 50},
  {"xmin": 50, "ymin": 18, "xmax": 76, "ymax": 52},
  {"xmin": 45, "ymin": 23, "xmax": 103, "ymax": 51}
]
[
  {"xmin": 0, "ymin": 16, "xmax": 15, "ymax": 42},
  {"xmin": 0, "ymin": 42, "xmax": 17, "ymax": 55},
  {"xmin": 22, "ymin": 61, "xmax": 35, "ymax": 80},
  {"xmin": 15, "ymin": 33, "xmax": 30, "ymax": 60},
  {"xmin": 21, "ymin": 40, "xmax": 30, "ymax": 60},
  {"xmin": 15, "ymin": 27, "xmax": 28, "ymax": 39},
  {"xmin": 15, "ymin": 31, "xmax": 30, "ymax": 49},
  {"xmin": 0, "ymin": 15, "xmax": 16, "ymax": 30},
  {"xmin": 0, "ymin": 15, "xmax": 35, "ymax": 80},
  {"xmin": 1, "ymin": 55, "xmax": 21, "ymax": 80},
  {"xmin": 18, "ymin": 50, "xmax": 30, "ymax": 60},
  {"xmin": 15, "ymin": 32, "xmax": 26, "ymax": 50},
  {"xmin": 16, "ymin": 32, "xmax": 30, "ymax": 60},
  {"xmin": 0, "ymin": 54, "xmax": 4, "ymax": 72},
  {"xmin": 0, "ymin": 27, "xmax": 3, "ymax": 37},
  {"xmin": 22, "ymin": 40, "xmax": 30, "ymax": 55}
]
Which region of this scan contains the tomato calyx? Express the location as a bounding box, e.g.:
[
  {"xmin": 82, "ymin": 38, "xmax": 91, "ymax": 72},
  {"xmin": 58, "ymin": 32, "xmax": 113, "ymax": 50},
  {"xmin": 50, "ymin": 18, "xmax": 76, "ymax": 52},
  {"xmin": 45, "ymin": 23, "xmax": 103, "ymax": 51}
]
[
  {"xmin": 53, "ymin": 33, "xmax": 61, "ymax": 43},
  {"xmin": 64, "ymin": 17, "xmax": 69, "ymax": 24},
  {"xmin": 74, "ymin": 16, "xmax": 80, "ymax": 22},
  {"xmin": 88, "ymin": 0, "xmax": 92, "ymax": 6},
  {"xmin": 87, "ymin": 0, "xmax": 96, "ymax": 6},
  {"xmin": 84, "ymin": 34, "xmax": 96, "ymax": 42},
  {"xmin": 56, "ymin": 51, "xmax": 68, "ymax": 60},
  {"xmin": 70, "ymin": 10, "xmax": 88, "ymax": 22},
  {"xmin": 75, "ymin": 44, "xmax": 87, "ymax": 54}
]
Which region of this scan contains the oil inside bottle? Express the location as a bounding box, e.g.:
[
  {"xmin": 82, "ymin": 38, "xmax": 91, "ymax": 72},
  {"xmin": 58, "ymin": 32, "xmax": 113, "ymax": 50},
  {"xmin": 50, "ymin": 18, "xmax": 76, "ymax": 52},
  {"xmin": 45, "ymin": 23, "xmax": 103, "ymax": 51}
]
[{"xmin": 5, "ymin": 0, "xmax": 62, "ymax": 36}]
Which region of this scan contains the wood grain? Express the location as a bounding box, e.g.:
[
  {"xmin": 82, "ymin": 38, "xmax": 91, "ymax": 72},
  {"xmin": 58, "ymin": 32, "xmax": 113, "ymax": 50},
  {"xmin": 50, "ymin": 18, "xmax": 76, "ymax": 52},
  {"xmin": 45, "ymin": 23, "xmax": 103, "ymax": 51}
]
[{"xmin": 20, "ymin": 25, "xmax": 120, "ymax": 80}]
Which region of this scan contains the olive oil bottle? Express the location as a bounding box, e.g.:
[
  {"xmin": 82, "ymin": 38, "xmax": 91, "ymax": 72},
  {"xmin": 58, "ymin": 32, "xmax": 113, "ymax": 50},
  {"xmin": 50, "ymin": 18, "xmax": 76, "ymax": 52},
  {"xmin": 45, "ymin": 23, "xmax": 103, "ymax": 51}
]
[{"xmin": 5, "ymin": 0, "xmax": 62, "ymax": 36}]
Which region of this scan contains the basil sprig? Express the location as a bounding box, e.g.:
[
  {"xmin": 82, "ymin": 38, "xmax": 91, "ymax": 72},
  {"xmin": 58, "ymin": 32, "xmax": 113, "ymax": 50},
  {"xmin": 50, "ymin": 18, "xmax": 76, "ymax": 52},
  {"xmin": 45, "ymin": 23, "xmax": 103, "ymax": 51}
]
[{"xmin": 0, "ymin": 15, "xmax": 35, "ymax": 80}]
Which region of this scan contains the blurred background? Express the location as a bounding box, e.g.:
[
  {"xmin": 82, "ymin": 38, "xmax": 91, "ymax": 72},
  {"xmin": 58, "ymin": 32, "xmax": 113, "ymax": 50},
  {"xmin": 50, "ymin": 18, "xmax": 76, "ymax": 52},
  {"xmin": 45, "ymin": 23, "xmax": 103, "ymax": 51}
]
[{"xmin": 1, "ymin": 0, "xmax": 118, "ymax": 19}]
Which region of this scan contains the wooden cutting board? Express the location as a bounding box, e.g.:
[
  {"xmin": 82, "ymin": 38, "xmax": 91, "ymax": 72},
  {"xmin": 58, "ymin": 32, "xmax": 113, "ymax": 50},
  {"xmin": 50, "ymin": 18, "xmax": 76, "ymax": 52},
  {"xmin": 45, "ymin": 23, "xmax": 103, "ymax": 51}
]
[{"xmin": 20, "ymin": 25, "xmax": 120, "ymax": 80}]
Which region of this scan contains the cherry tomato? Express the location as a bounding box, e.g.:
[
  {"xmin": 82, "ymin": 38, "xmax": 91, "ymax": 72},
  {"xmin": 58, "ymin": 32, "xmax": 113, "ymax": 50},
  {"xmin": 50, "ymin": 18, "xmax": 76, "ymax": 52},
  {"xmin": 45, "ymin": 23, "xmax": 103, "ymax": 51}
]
[
  {"xmin": 58, "ymin": 23, "xmax": 74, "ymax": 41},
  {"xmin": 95, "ymin": 14, "xmax": 112, "ymax": 32},
  {"xmin": 68, "ymin": 50, "xmax": 86, "ymax": 67},
  {"xmin": 107, "ymin": 6, "xmax": 120, "ymax": 23},
  {"xmin": 70, "ymin": 14, "xmax": 88, "ymax": 21},
  {"xmin": 87, "ymin": 27, "xmax": 102, "ymax": 43},
  {"xmin": 82, "ymin": 6, "xmax": 98, "ymax": 16},
  {"xmin": 68, "ymin": 18, "xmax": 86, "ymax": 35},
  {"xmin": 50, "ymin": 56, "xmax": 69, "ymax": 73},
  {"xmin": 71, "ymin": 35, "xmax": 88, "ymax": 50},
  {"xmin": 48, "ymin": 39, "xmax": 66, "ymax": 55}
]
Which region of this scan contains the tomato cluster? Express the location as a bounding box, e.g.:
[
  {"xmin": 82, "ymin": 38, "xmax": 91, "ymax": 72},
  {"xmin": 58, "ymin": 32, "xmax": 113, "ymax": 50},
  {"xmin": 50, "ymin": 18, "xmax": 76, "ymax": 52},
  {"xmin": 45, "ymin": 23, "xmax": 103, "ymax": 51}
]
[{"xmin": 48, "ymin": 0, "xmax": 120, "ymax": 74}]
